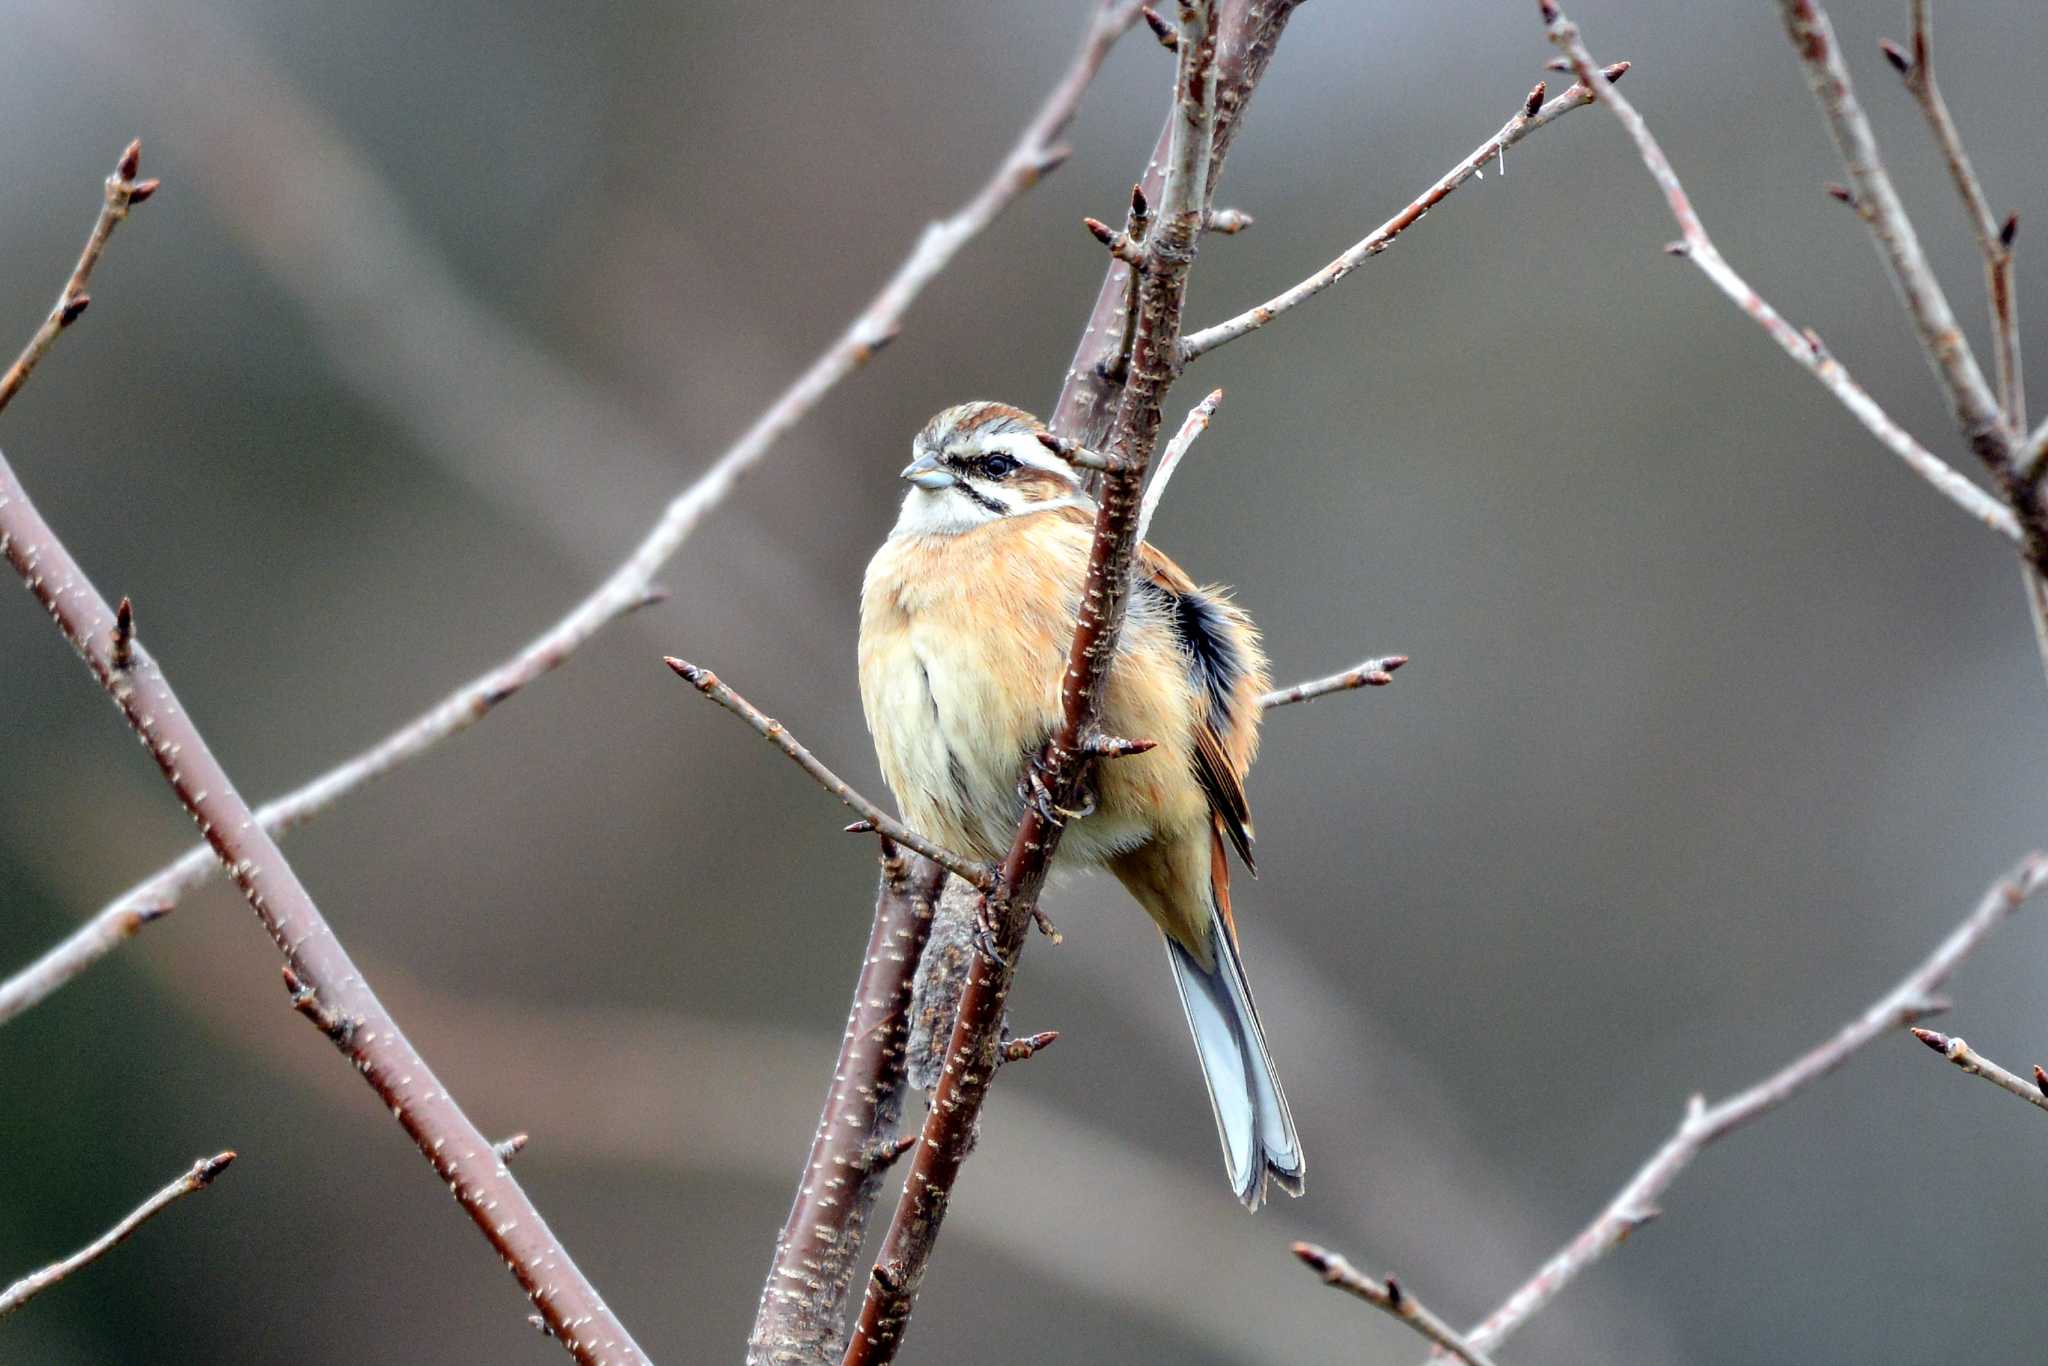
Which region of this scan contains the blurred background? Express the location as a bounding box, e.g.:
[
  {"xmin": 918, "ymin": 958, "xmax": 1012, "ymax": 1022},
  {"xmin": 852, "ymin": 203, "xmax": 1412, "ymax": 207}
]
[{"xmin": 2, "ymin": 0, "xmax": 2044, "ymax": 1361}]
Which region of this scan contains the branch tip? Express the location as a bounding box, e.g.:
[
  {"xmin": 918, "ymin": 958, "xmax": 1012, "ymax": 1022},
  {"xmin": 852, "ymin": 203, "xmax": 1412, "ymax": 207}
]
[
  {"xmin": 493, "ymin": 1132, "xmax": 529, "ymax": 1162},
  {"xmin": 1999, "ymin": 212, "xmax": 2018, "ymax": 249},
  {"xmin": 1663, "ymin": 241, "xmax": 1690, "ymax": 257},
  {"xmin": 2035, "ymin": 1065, "xmax": 2047, "ymax": 1097},
  {"xmin": 1000, "ymin": 1029, "xmax": 1060, "ymax": 1063},
  {"xmin": 59, "ymin": 295, "xmax": 90, "ymax": 326},
  {"xmin": 1910, "ymin": 1025, "xmax": 1951, "ymax": 1052},
  {"xmin": 1602, "ymin": 60, "xmax": 1629, "ymax": 83},
  {"xmin": 1081, "ymin": 732, "xmax": 1157, "ymax": 758},
  {"xmin": 1140, "ymin": 5, "xmax": 1178, "ymax": 50},
  {"xmin": 844, "ymin": 818, "xmax": 878, "ymax": 834},
  {"xmin": 1823, "ymin": 182, "xmax": 1855, "ymax": 205},
  {"xmin": 1879, "ymin": 37, "xmax": 1912, "ymax": 77},
  {"xmin": 127, "ymin": 178, "xmax": 160, "ymax": 205},
  {"xmin": 1524, "ymin": 82, "xmax": 1546, "ymax": 118},
  {"xmin": 117, "ymin": 139, "xmax": 141, "ymax": 181}
]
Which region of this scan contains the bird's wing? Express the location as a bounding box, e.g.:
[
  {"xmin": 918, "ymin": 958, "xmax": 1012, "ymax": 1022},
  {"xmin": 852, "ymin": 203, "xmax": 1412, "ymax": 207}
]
[{"xmin": 1139, "ymin": 542, "xmax": 1260, "ymax": 875}]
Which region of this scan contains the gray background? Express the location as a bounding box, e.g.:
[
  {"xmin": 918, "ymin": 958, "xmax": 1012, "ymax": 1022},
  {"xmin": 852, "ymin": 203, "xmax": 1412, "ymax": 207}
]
[{"xmin": 2, "ymin": 1, "xmax": 2044, "ymax": 1362}]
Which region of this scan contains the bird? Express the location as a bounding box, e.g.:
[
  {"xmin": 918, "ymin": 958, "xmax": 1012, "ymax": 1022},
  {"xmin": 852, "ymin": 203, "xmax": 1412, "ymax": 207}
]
[{"xmin": 858, "ymin": 399, "xmax": 1303, "ymax": 1209}]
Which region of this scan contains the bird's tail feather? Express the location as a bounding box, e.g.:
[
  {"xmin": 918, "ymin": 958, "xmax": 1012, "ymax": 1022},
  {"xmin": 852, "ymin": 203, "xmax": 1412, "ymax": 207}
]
[{"xmin": 1164, "ymin": 915, "xmax": 1304, "ymax": 1210}]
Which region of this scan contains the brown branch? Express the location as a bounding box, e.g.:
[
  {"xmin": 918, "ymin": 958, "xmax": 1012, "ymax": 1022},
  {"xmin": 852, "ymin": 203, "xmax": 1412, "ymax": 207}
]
[
  {"xmin": 1291, "ymin": 1243, "xmax": 1500, "ymax": 1366},
  {"xmin": 1538, "ymin": 8, "xmax": 2022, "ymax": 546},
  {"xmin": 1894, "ymin": 1, "xmax": 2023, "ymax": 431},
  {"xmin": 843, "ymin": 7, "xmax": 1238, "ymax": 1361},
  {"xmin": 0, "ymin": 1151, "xmax": 234, "ymax": 1318},
  {"xmin": 0, "ymin": 149, "xmax": 645, "ymax": 1364},
  {"xmin": 665, "ymin": 659, "xmax": 991, "ymax": 890},
  {"xmin": 1051, "ymin": 0, "xmax": 1304, "ymax": 447},
  {"xmin": 1436, "ymin": 850, "xmax": 2048, "ymax": 1359},
  {"xmin": 1258, "ymin": 655, "xmax": 1407, "ymax": 710},
  {"xmin": 1180, "ymin": 64, "xmax": 1624, "ymax": 361},
  {"xmin": 0, "ymin": 3, "xmax": 1135, "ymax": 1030},
  {"xmin": 1911, "ymin": 1027, "xmax": 2048, "ymax": 1117},
  {"xmin": 749, "ymin": 848, "xmax": 948, "ymax": 1366},
  {"xmin": 0, "ymin": 140, "xmax": 156, "ymax": 415}
]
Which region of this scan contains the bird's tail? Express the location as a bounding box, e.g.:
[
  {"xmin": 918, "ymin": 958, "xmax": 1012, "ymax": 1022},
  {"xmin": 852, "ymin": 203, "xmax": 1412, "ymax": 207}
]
[{"xmin": 1164, "ymin": 912, "xmax": 1304, "ymax": 1210}]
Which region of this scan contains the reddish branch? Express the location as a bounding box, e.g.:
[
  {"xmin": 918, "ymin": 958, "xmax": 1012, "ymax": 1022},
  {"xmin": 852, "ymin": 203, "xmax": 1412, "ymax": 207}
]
[
  {"xmin": 1051, "ymin": 0, "xmax": 1304, "ymax": 446},
  {"xmin": 843, "ymin": 6, "xmax": 1238, "ymax": 1361},
  {"xmin": 0, "ymin": 145, "xmax": 645, "ymax": 1365},
  {"xmin": 748, "ymin": 847, "xmax": 948, "ymax": 1366}
]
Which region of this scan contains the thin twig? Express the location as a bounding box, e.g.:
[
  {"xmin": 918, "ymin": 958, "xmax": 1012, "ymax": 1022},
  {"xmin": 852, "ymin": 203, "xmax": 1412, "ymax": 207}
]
[
  {"xmin": 1180, "ymin": 65, "xmax": 1623, "ymax": 361},
  {"xmin": 844, "ymin": 6, "xmax": 1234, "ymax": 1361},
  {"xmin": 1911, "ymin": 1027, "xmax": 2048, "ymax": 1116},
  {"xmin": 0, "ymin": 153, "xmax": 645, "ymax": 1362},
  {"xmin": 1540, "ymin": 8, "xmax": 2021, "ymax": 545},
  {"xmin": 749, "ymin": 848, "xmax": 948, "ymax": 1366},
  {"xmin": 1772, "ymin": 2, "xmax": 2027, "ymax": 526},
  {"xmin": 665, "ymin": 659, "xmax": 991, "ymax": 890},
  {"xmin": 0, "ymin": 4, "xmax": 1136, "ymax": 1028},
  {"xmin": 1896, "ymin": 0, "xmax": 2023, "ymax": 432},
  {"xmin": 1440, "ymin": 851, "xmax": 2048, "ymax": 1359},
  {"xmin": 1292, "ymin": 1243, "xmax": 1500, "ymax": 1366},
  {"xmin": 0, "ymin": 140, "xmax": 156, "ymax": 416},
  {"xmin": 0, "ymin": 1152, "xmax": 234, "ymax": 1318},
  {"xmin": 1258, "ymin": 655, "xmax": 1408, "ymax": 710},
  {"xmin": 1135, "ymin": 388, "xmax": 1223, "ymax": 545}
]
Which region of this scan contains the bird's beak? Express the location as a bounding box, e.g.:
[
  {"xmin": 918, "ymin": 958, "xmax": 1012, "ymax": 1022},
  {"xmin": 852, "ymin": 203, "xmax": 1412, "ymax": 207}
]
[{"xmin": 900, "ymin": 453, "xmax": 956, "ymax": 491}]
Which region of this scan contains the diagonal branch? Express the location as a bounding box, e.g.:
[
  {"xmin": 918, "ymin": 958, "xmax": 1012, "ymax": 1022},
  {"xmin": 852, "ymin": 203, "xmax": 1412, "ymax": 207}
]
[
  {"xmin": 0, "ymin": 2, "xmax": 1138, "ymax": 1029},
  {"xmin": 0, "ymin": 140, "xmax": 157, "ymax": 416},
  {"xmin": 1429, "ymin": 850, "xmax": 2048, "ymax": 1360},
  {"xmin": 1292, "ymin": 1244, "xmax": 1500, "ymax": 1366},
  {"xmin": 1259, "ymin": 654, "xmax": 1407, "ymax": 710},
  {"xmin": 664, "ymin": 658, "xmax": 991, "ymax": 890},
  {"xmin": 0, "ymin": 148, "xmax": 646, "ymax": 1364},
  {"xmin": 1180, "ymin": 64, "xmax": 1625, "ymax": 361},
  {"xmin": 1538, "ymin": 6, "xmax": 2021, "ymax": 547},
  {"xmin": 1911, "ymin": 1026, "xmax": 2048, "ymax": 1117},
  {"xmin": 0, "ymin": 1151, "xmax": 234, "ymax": 1318}
]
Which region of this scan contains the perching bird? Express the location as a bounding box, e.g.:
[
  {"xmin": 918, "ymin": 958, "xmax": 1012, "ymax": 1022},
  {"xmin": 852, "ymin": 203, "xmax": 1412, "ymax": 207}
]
[{"xmin": 858, "ymin": 400, "xmax": 1303, "ymax": 1209}]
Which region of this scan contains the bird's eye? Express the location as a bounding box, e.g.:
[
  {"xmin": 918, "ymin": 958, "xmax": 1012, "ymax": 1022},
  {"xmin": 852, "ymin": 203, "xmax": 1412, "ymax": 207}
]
[{"xmin": 981, "ymin": 454, "xmax": 1019, "ymax": 478}]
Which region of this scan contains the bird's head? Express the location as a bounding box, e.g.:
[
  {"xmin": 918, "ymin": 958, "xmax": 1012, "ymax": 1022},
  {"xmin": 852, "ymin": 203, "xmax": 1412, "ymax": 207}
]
[{"xmin": 891, "ymin": 401, "xmax": 1090, "ymax": 537}]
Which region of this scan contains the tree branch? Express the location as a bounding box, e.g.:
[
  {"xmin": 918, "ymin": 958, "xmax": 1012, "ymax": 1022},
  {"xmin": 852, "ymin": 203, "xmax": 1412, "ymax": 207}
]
[
  {"xmin": 843, "ymin": 6, "xmax": 1237, "ymax": 1360},
  {"xmin": 1291, "ymin": 1244, "xmax": 1500, "ymax": 1366},
  {"xmin": 1179, "ymin": 64, "xmax": 1624, "ymax": 361},
  {"xmin": 1892, "ymin": 1, "xmax": 2023, "ymax": 432},
  {"xmin": 0, "ymin": 1151, "xmax": 234, "ymax": 1318},
  {"xmin": 1433, "ymin": 850, "xmax": 2048, "ymax": 1359},
  {"xmin": 0, "ymin": 3, "xmax": 1136, "ymax": 1029},
  {"xmin": 1911, "ymin": 1026, "xmax": 2048, "ymax": 1117},
  {"xmin": 749, "ymin": 848, "xmax": 949, "ymax": 1366},
  {"xmin": 1051, "ymin": 0, "xmax": 1304, "ymax": 446},
  {"xmin": 1258, "ymin": 655, "xmax": 1407, "ymax": 710},
  {"xmin": 664, "ymin": 659, "xmax": 991, "ymax": 890},
  {"xmin": 0, "ymin": 140, "xmax": 157, "ymax": 415},
  {"xmin": 0, "ymin": 148, "xmax": 646, "ymax": 1363},
  {"xmin": 1539, "ymin": 7, "xmax": 2022, "ymax": 546}
]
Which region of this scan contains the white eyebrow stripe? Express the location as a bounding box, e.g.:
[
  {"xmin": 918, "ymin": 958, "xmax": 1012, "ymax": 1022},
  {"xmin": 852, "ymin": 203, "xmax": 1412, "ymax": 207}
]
[{"xmin": 985, "ymin": 432, "xmax": 1080, "ymax": 484}]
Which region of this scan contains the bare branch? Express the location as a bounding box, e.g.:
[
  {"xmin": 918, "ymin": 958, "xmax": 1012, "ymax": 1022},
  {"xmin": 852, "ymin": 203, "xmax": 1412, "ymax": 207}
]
[
  {"xmin": 0, "ymin": 1152, "xmax": 235, "ymax": 1318},
  {"xmin": 1773, "ymin": 2, "xmax": 2013, "ymax": 479},
  {"xmin": 0, "ymin": 1, "xmax": 1137, "ymax": 1028},
  {"xmin": 1445, "ymin": 851, "xmax": 2048, "ymax": 1358},
  {"xmin": 1540, "ymin": 9, "xmax": 2021, "ymax": 546},
  {"xmin": 1292, "ymin": 1243, "xmax": 1500, "ymax": 1366},
  {"xmin": 845, "ymin": 6, "xmax": 1243, "ymax": 1361},
  {"xmin": 749, "ymin": 850, "xmax": 948, "ymax": 1366},
  {"xmin": 1179, "ymin": 67, "xmax": 1623, "ymax": 361},
  {"xmin": 1911, "ymin": 1027, "xmax": 2048, "ymax": 1116},
  {"xmin": 1135, "ymin": 387, "xmax": 1223, "ymax": 545},
  {"xmin": 0, "ymin": 141, "xmax": 153, "ymax": 415},
  {"xmin": 665, "ymin": 659, "xmax": 991, "ymax": 890},
  {"xmin": 1259, "ymin": 655, "xmax": 1408, "ymax": 710},
  {"xmin": 1896, "ymin": 0, "xmax": 2023, "ymax": 430}
]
